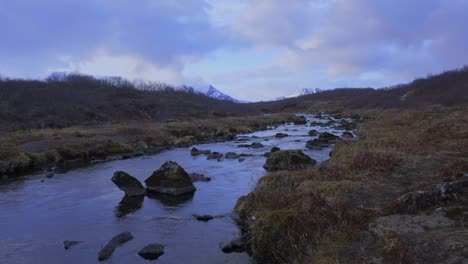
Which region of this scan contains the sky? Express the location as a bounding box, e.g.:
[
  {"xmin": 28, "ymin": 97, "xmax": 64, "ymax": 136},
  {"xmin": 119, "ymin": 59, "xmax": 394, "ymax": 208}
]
[{"xmin": 0, "ymin": 0, "xmax": 467, "ymax": 101}]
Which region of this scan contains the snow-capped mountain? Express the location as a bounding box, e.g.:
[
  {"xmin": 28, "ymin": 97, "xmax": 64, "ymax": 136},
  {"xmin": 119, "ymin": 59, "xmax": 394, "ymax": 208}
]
[
  {"xmin": 193, "ymin": 85, "xmax": 249, "ymax": 103},
  {"xmin": 273, "ymin": 88, "xmax": 322, "ymax": 101}
]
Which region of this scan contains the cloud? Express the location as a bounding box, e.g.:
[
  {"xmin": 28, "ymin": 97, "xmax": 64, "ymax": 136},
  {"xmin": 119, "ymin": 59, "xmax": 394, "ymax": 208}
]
[
  {"xmin": 206, "ymin": 0, "xmax": 468, "ymax": 100},
  {"xmin": 0, "ymin": 0, "xmax": 467, "ymax": 100},
  {"xmin": 0, "ymin": 0, "xmax": 239, "ymax": 80}
]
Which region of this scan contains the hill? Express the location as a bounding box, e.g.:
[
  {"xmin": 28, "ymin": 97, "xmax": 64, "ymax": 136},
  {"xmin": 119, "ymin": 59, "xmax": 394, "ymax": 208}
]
[
  {"xmin": 255, "ymin": 66, "xmax": 468, "ymax": 112},
  {"xmin": 0, "ymin": 73, "xmax": 256, "ymax": 131}
]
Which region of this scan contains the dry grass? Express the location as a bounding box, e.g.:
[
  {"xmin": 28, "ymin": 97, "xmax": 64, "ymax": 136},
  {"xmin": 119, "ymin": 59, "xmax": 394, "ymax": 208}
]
[
  {"xmin": 234, "ymin": 106, "xmax": 468, "ymax": 263},
  {"xmin": 0, "ymin": 113, "xmax": 294, "ymax": 177}
]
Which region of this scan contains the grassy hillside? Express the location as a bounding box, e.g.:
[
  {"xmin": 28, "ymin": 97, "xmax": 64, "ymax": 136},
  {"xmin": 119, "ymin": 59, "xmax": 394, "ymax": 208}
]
[
  {"xmin": 0, "ymin": 73, "xmax": 256, "ymax": 131},
  {"xmin": 254, "ymin": 66, "xmax": 468, "ymax": 112}
]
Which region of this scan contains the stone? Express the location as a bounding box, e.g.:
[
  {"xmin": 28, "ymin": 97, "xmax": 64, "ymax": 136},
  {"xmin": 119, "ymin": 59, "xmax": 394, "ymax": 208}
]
[
  {"xmin": 263, "ymin": 150, "xmax": 317, "ymax": 171},
  {"xmin": 193, "ymin": 214, "xmax": 214, "ymax": 221},
  {"xmin": 251, "ymin": 142, "xmax": 264, "ymax": 148},
  {"xmin": 63, "ymin": 240, "xmax": 81, "ymax": 250},
  {"xmin": 225, "ymin": 152, "xmax": 240, "ymax": 159},
  {"xmin": 145, "ymin": 161, "xmax": 196, "ymax": 195},
  {"xmin": 275, "ymin": 133, "xmax": 288, "ymax": 138},
  {"xmin": 293, "ymin": 116, "xmax": 307, "ymax": 125},
  {"xmin": 318, "ymin": 132, "xmax": 340, "ymax": 142},
  {"xmin": 308, "ymin": 129, "xmax": 318, "ymax": 136},
  {"xmin": 189, "ymin": 173, "xmax": 211, "ymax": 182},
  {"xmin": 305, "ymin": 138, "xmax": 329, "ymax": 150},
  {"xmin": 393, "ymin": 178, "xmax": 468, "ymax": 212},
  {"xmin": 111, "ymin": 171, "xmax": 146, "ymax": 197},
  {"xmin": 207, "ymin": 152, "xmax": 223, "ymax": 160},
  {"xmin": 342, "ymin": 131, "xmax": 354, "ymax": 138},
  {"xmin": 138, "ymin": 243, "xmax": 165, "ymax": 260},
  {"xmin": 220, "ymin": 237, "xmax": 245, "ymax": 253},
  {"xmin": 270, "ymin": 147, "xmax": 280, "ymax": 152},
  {"xmin": 98, "ymin": 232, "xmax": 133, "ymax": 261},
  {"xmin": 191, "ymin": 147, "xmax": 211, "ymax": 156}
]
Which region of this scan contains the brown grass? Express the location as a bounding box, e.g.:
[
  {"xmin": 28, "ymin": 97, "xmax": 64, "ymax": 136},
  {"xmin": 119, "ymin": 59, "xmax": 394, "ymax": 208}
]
[
  {"xmin": 0, "ymin": 113, "xmax": 294, "ymax": 177},
  {"xmin": 234, "ymin": 106, "xmax": 468, "ymax": 263}
]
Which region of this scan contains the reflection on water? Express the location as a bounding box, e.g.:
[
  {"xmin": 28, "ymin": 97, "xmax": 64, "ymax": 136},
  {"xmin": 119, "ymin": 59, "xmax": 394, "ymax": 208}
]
[
  {"xmin": 0, "ymin": 114, "xmax": 350, "ymax": 264},
  {"xmin": 114, "ymin": 195, "xmax": 144, "ymax": 218},
  {"xmin": 146, "ymin": 192, "xmax": 195, "ymax": 207}
]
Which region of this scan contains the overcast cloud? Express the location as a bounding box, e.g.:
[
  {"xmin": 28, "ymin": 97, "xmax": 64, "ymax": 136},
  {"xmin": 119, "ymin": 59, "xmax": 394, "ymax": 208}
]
[{"xmin": 1, "ymin": 0, "xmax": 467, "ymax": 101}]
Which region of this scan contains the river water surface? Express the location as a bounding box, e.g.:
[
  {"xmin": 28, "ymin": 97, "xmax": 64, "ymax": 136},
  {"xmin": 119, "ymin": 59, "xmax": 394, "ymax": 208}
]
[{"xmin": 0, "ymin": 114, "xmax": 351, "ymax": 263}]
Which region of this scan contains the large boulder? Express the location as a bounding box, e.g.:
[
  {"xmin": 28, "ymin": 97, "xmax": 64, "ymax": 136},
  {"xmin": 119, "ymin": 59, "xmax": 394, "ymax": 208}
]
[
  {"xmin": 98, "ymin": 232, "xmax": 133, "ymax": 261},
  {"xmin": 111, "ymin": 171, "xmax": 146, "ymax": 197},
  {"xmin": 263, "ymin": 150, "xmax": 317, "ymax": 171},
  {"xmin": 145, "ymin": 161, "xmax": 196, "ymax": 195}
]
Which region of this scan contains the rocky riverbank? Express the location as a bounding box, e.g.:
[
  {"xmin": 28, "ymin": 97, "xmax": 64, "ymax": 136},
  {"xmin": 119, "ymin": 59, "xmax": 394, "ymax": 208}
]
[
  {"xmin": 0, "ymin": 114, "xmax": 295, "ymax": 181},
  {"xmin": 233, "ymin": 106, "xmax": 468, "ymax": 263}
]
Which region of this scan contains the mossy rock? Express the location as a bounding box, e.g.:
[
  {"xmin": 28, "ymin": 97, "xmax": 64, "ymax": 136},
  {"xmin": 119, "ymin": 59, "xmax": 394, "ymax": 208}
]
[
  {"xmin": 107, "ymin": 142, "xmax": 133, "ymax": 154},
  {"xmin": 264, "ymin": 150, "xmax": 317, "ymax": 171},
  {"xmin": 145, "ymin": 161, "xmax": 196, "ymax": 195}
]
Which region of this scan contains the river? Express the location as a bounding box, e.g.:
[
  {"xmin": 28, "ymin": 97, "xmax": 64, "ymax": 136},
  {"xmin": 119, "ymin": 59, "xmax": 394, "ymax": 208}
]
[{"xmin": 0, "ymin": 114, "xmax": 351, "ymax": 263}]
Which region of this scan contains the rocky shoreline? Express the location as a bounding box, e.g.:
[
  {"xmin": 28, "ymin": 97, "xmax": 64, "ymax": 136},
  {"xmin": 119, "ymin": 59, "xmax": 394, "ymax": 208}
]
[
  {"xmin": 0, "ymin": 114, "xmax": 295, "ymax": 182},
  {"xmin": 231, "ymin": 108, "xmax": 468, "ymax": 263}
]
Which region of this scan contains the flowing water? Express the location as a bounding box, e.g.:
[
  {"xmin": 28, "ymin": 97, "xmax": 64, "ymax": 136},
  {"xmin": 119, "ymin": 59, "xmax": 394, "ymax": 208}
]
[{"xmin": 0, "ymin": 114, "xmax": 352, "ymax": 263}]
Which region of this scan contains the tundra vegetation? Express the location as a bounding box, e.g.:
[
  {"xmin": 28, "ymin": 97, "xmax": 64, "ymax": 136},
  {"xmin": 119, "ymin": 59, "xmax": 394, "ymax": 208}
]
[
  {"xmin": 234, "ymin": 106, "xmax": 468, "ymax": 263},
  {"xmin": 0, "ymin": 67, "xmax": 467, "ymax": 263}
]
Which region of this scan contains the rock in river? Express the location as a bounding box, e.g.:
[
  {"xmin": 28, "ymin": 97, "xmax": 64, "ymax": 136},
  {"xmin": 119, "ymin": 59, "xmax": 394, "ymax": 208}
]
[
  {"xmin": 220, "ymin": 237, "xmax": 245, "ymax": 253},
  {"xmin": 342, "ymin": 131, "xmax": 354, "ymax": 138},
  {"xmin": 293, "ymin": 116, "xmax": 307, "ymax": 125},
  {"xmin": 275, "ymin": 133, "xmax": 288, "ymax": 138},
  {"xmin": 263, "ymin": 150, "xmax": 317, "ymax": 171},
  {"xmin": 98, "ymin": 232, "xmax": 133, "ymax": 261},
  {"xmin": 225, "ymin": 152, "xmax": 240, "ymax": 159},
  {"xmin": 111, "ymin": 171, "xmax": 146, "ymax": 197},
  {"xmin": 191, "ymin": 147, "xmax": 211, "ymax": 156},
  {"xmin": 189, "ymin": 173, "xmax": 211, "ymax": 182},
  {"xmin": 308, "ymin": 129, "xmax": 318, "ymax": 136},
  {"xmin": 207, "ymin": 152, "xmax": 223, "ymax": 160},
  {"xmin": 251, "ymin": 142, "xmax": 264, "ymax": 148},
  {"xmin": 63, "ymin": 240, "xmax": 81, "ymax": 250},
  {"xmin": 138, "ymin": 243, "xmax": 165, "ymax": 260},
  {"xmin": 145, "ymin": 161, "xmax": 196, "ymax": 195},
  {"xmin": 193, "ymin": 214, "xmax": 214, "ymax": 221}
]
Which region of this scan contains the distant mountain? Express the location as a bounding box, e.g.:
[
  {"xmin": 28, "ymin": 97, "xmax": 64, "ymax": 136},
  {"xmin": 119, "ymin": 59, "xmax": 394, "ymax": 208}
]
[
  {"xmin": 193, "ymin": 85, "xmax": 249, "ymax": 103},
  {"xmin": 273, "ymin": 88, "xmax": 322, "ymax": 101}
]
